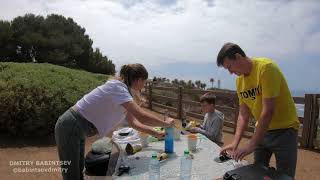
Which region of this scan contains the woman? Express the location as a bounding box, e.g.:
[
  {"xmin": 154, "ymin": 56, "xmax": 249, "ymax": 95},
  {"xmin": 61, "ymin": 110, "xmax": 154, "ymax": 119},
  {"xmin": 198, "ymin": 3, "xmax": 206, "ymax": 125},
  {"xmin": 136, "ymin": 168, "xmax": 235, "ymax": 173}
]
[{"xmin": 55, "ymin": 63, "xmax": 174, "ymax": 180}]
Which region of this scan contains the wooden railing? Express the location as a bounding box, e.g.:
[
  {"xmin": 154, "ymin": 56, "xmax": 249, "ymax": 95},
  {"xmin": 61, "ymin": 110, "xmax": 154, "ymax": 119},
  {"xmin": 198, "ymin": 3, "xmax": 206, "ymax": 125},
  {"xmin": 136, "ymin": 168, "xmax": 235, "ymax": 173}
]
[{"xmin": 143, "ymin": 83, "xmax": 320, "ymax": 150}]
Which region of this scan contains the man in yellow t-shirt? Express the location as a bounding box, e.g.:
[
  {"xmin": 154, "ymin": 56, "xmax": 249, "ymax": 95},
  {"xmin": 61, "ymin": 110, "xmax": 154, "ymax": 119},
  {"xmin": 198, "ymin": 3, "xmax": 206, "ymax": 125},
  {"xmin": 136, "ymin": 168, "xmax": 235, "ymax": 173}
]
[{"xmin": 217, "ymin": 43, "xmax": 299, "ymax": 178}]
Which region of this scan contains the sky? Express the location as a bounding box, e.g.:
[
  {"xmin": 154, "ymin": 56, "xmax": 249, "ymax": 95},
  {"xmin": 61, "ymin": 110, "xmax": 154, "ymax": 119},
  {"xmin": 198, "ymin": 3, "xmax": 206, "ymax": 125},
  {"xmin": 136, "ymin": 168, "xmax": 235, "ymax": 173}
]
[{"xmin": 1, "ymin": 0, "xmax": 320, "ymax": 92}]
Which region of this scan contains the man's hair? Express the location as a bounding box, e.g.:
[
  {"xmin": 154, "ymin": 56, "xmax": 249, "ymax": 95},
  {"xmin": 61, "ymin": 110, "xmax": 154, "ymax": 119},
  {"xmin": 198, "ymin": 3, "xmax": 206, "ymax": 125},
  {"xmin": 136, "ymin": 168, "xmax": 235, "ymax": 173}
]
[
  {"xmin": 200, "ymin": 92, "xmax": 216, "ymax": 105},
  {"xmin": 216, "ymin": 42, "xmax": 246, "ymax": 67}
]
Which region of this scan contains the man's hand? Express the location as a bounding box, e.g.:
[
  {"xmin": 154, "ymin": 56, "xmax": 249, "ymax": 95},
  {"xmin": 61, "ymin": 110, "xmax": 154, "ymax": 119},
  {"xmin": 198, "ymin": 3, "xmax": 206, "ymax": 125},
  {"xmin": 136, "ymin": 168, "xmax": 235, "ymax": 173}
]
[
  {"xmin": 232, "ymin": 143, "xmax": 256, "ymax": 161},
  {"xmin": 220, "ymin": 141, "xmax": 238, "ymax": 156}
]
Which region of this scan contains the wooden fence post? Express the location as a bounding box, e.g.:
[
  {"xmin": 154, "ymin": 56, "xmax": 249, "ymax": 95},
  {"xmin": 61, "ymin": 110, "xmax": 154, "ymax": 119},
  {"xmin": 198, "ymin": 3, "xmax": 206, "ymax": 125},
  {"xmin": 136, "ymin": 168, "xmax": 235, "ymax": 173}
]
[
  {"xmin": 302, "ymin": 94, "xmax": 313, "ymax": 148},
  {"xmin": 315, "ymin": 96, "xmax": 320, "ymax": 149},
  {"xmin": 148, "ymin": 83, "xmax": 153, "ymax": 110},
  {"xmin": 309, "ymin": 94, "xmax": 319, "ymax": 149},
  {"xmin": 177, "ymin": 86, "xmax": 183, "ymax": 120}
]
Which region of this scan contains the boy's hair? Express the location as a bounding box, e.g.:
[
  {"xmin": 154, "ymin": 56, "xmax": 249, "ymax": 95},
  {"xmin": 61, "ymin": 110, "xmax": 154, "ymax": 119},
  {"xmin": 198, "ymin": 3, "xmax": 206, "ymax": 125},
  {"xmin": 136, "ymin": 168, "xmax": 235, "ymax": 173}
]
[
  {"xmin": 200, "ymin": 92, "xmax": 216, "ymax": 105},
  {"xmin": 216, "ymin": 42, "xmax": 246, "ymax": 67}
]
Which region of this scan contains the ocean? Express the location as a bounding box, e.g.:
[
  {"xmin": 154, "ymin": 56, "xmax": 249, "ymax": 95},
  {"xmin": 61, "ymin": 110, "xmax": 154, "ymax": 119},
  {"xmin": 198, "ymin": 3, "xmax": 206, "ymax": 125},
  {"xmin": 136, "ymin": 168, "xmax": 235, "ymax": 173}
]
[{"xmin": 295, "ymin": 104, "xmax": 304, "ymax": 117}]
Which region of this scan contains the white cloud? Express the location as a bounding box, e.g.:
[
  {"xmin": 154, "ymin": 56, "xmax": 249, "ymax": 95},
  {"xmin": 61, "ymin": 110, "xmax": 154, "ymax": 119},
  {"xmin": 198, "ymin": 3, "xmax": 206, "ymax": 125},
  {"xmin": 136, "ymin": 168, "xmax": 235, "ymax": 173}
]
[{"xmin": 1, "ymin": 0, "xmax": 320, "ymax": 68}]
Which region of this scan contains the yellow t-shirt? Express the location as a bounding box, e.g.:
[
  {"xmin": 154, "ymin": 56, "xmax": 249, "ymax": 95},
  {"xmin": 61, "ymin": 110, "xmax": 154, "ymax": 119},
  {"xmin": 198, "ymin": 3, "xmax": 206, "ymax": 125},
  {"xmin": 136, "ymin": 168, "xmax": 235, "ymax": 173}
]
[{"xmin": 236, "ymin": 57, "xmax": 300, "ymax": 130}]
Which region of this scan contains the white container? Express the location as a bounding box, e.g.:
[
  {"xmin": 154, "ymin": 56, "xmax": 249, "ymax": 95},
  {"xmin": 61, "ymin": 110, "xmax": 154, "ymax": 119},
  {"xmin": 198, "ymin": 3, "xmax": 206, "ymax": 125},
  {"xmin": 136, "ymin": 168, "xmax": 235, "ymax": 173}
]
[
  {"xmin": 174, "ymin": 127, "xmax": 181, "ymax": 140},
  {"xmin": 174, "ymin": 121, "xmax": 182, "ymax": 140},
  {"xmin": 139, "ymin": 132, "xmax": 149, "ymax": 147},
  {"xmin": 188, "ymin": 139, "xmax": 197, "ymax": 152},
  {"xmin": 187, "ymin": 134, "xmax": 200, "ymax": 152}
]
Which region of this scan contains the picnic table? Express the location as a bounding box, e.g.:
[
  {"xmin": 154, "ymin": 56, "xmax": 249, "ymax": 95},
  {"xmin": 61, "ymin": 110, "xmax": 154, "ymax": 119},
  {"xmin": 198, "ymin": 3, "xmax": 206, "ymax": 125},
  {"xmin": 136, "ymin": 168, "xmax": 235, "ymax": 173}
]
[{"xmin": 111, "ymin": 134, "xmax": 247, "ymax": 180}]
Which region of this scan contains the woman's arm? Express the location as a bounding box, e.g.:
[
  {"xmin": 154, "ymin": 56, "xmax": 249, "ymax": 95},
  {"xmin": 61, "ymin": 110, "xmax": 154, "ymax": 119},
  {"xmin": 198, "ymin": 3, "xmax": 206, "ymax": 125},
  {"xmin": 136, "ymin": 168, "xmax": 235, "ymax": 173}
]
[
  {"xmin": 126, "ymin": 112, "xmax": 165, "ymax": 139},
  {"xmin": 122, "ymin": 101, "xmax": 174, "ymax": 128}
]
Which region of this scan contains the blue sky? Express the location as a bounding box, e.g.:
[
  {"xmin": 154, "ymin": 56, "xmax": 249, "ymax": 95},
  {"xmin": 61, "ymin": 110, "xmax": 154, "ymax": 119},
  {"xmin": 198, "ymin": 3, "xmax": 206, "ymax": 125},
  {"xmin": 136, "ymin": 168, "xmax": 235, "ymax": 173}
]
[{"xmin": 1, "ymin": 0, "xmax": 320, "ymax": 92}]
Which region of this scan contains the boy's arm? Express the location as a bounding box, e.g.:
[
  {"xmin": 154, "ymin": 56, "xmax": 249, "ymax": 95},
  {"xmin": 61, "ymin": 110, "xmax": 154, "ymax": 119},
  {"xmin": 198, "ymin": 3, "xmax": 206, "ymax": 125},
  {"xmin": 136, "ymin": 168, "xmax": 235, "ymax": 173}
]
[{"xmin": 189, "ymin": 114, "xmax": 206, "ymax": 133}]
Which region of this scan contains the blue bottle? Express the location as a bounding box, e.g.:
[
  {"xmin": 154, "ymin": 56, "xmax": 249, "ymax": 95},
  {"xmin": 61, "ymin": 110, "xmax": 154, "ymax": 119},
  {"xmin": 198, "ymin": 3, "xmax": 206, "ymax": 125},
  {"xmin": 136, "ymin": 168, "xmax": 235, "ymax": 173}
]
[
  {"xmin": 164, "ymin": 110, "xmax": 174, "ymax": 153},
  {"xmin": 165, "ymin": 127, "xmax": 174, "ymax": 153}
]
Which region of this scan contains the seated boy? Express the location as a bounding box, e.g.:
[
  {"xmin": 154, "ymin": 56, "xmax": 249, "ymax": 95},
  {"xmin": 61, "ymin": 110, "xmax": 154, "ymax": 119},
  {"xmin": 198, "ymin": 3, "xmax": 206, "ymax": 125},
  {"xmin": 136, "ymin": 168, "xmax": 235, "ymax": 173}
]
[{"xmin": 189, "ymin": 92, "xmax": 224, "ymax": 146}]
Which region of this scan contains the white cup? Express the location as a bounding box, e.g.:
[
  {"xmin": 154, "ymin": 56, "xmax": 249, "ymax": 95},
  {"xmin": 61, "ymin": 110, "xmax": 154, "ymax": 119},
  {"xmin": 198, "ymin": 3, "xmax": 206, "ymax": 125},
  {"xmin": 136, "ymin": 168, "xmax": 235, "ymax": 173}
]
[
  {"xmin": 174, "ymin": 121, "xmax": 182, "ymax": 140},
  {"xmin": 187, "ymin": 134, "xmax": 200, "ymax": 152},
  {"xmin": 174, "ymin": 128, "xmax": 181, "ymax": 140},
  {"xmin": 139, "ymin": 133, "xmax": 149, "ymax": 147}
]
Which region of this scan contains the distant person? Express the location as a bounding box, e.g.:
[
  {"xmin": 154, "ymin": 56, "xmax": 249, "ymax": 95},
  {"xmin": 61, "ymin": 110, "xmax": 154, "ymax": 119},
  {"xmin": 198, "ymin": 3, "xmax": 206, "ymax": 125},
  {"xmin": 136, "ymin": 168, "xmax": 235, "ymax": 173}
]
[
  {"xmin": 55, "ymin": 63, "xmax": 175, "ymax": 180},
  {"xmin": 189, "ymin": 92, "xmax": 224, "ymax": 146},
  {"xmin": 218, "ymin": 43, "xmax": 300, "ymax": 178}
]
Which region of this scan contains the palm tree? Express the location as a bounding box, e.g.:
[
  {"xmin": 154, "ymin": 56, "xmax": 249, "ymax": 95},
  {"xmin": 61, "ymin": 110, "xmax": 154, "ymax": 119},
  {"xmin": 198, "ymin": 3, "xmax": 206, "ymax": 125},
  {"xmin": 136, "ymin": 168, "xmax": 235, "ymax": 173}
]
[
  {"xmin": 179, "ymin": 80, "xmax": 186, "ymax": 87},
  {"xmin": 171, "ymin": 79, "xmax": 179, "ymax": 86},
  {"xmin": 210, "ymin": 78, "xmax": 214, "ymax": 88},
  {"xmin": 153, "ymin": 76, "xmax": 157, "ymax": 82},
  {"xmin": 195, "ymin": 80, "xmax": 201, "ymax": 89},
  {"xmin": 200, "ymin": 83, "xmax": 206, "ymax": 90},
  {"xmin": 187, "ymin": 80, "xmax": 193, "ymax": 89}
]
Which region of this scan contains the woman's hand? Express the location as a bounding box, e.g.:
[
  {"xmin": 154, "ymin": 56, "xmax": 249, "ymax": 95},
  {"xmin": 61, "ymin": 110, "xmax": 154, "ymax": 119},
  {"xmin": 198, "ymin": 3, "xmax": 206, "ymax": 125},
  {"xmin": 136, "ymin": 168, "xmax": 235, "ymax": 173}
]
[
  {"xmin": 153, "ymin": 130, "xmax": 165, "ymax": 139},
  {"xmin": 164, "ymin": 117, "xmax": 175, "ymax": 128}
]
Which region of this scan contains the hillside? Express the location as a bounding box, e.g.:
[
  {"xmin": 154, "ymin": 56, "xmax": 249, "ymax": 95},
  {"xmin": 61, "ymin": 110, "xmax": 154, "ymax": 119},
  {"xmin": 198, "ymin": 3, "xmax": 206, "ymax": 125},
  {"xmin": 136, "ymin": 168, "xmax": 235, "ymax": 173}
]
[{"xmin": 0, "ymin": 62, "xmax": 109, "ymax": 136}]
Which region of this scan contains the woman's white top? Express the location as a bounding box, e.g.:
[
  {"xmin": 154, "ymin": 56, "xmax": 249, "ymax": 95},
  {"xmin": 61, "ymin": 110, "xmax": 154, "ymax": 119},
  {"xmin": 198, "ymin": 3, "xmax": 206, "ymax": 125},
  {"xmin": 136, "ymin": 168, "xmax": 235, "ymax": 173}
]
[{"xmin": 75, "ymin": 79, "xmax": 133, "ymax": 137}]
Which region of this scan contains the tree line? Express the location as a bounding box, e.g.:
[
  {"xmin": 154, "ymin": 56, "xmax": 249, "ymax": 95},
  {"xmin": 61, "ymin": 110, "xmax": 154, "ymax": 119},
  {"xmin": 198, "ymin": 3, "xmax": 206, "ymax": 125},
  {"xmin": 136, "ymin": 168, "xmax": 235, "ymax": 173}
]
[
  {"xmin": 152, "ymin": 76, "xmax": 224, "ymax": 90},
  {"xmin": 152, "ymin": 76, "xmax": 210, "ymax": 90},
  {"xmin": 0, "ymin": 13, "xmax": 115, "ymax": 74}
]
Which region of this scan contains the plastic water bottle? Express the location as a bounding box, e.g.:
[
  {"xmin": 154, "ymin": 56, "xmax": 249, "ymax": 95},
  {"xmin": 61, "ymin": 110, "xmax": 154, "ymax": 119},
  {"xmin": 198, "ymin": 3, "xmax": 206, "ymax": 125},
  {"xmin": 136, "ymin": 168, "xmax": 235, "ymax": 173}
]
[
  {"xmin": 149, "ymin": 153, "xmax": 160, "ymax": 180},
  {"xmin": 180, "ymin": 150, "xmax": 192, "ymax": 180}
]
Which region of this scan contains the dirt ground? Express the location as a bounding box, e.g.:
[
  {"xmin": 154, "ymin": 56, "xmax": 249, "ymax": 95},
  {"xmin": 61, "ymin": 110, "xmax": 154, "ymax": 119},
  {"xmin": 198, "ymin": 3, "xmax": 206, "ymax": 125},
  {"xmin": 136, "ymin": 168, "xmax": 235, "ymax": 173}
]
[{"xmin": 1, "ymin": 109, "xmax": 320, "ymax": 180}]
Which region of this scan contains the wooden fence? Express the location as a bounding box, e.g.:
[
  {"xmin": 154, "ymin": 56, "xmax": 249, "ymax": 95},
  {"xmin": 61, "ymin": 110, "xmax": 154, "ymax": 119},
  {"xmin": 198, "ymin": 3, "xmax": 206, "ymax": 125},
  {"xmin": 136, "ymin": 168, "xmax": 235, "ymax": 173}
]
[{"xmin": 143, "ymin": 83, "xmax": 320, "ymax": 150}]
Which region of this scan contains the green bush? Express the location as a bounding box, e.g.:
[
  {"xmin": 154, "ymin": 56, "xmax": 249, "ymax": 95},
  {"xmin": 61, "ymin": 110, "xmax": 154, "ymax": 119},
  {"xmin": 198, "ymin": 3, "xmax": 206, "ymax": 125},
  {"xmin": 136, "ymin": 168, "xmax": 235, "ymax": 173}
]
[{"xmin": 0, "ymin": 62, "xmax": 108, "ymax": 136}]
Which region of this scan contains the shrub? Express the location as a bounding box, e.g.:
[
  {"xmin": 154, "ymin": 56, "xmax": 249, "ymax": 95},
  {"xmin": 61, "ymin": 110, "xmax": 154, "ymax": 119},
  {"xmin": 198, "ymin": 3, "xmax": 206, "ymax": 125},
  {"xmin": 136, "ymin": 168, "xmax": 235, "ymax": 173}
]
[{"xmin": 0, "ymin": 62, "xmax": 108, "ymax": 136}]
